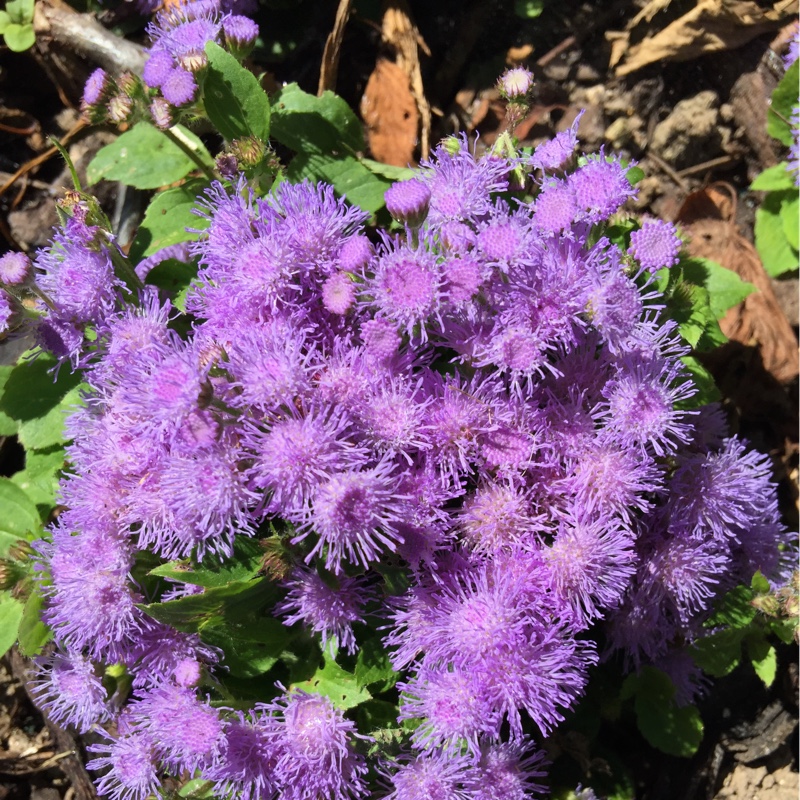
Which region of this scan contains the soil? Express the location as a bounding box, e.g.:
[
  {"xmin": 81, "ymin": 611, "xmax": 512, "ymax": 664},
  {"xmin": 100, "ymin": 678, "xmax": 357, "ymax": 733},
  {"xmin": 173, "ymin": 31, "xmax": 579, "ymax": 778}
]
[{"xmin": 0, "ymin": 0, "xmax": 797, "ymax": 797}]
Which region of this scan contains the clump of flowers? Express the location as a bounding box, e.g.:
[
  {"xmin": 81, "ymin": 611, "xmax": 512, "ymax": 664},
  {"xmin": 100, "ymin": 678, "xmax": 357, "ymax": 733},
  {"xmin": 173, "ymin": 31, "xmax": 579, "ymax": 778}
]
[
  {"xmin": 2, "ymin": 113, "xmax": 790, "ymax": 800},
  {"xmin": 81, "ymin": 0, "xmax": 258, "ymax": 131}
]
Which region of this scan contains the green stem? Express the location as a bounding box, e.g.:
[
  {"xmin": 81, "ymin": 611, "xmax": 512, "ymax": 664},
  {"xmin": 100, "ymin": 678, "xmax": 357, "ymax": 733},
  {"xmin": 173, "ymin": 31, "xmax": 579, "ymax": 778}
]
[{"xmin": 163, "ymin": 127, "xmax": 217, "ymax": 182}]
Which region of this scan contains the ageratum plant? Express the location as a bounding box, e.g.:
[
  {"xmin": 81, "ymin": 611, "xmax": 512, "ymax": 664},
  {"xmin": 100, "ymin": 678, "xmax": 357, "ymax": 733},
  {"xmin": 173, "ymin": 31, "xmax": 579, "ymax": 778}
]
[{"xmin": 0, "ymin": 5, "xmax": 794, "ymax": 799}]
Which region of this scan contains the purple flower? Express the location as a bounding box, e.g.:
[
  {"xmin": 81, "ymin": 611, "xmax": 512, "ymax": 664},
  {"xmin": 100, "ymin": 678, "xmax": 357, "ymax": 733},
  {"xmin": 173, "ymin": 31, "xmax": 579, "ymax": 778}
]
[
  {"xmin": 87, "ymin": 731, "xmax": 160, "ymax": 800},
  {"xmin": 398, "ymin": 664, "xmax": 500, "ymax": 750},
  {"xmin": 43, "ymin": 526, "xmax": 141, "ymax": 659},
  {"xmin": 366, "ymin": 240, "xmax": 443, "ymax": 340},
  {"xmin": 530, "ymin": 110, "xmax": 584, "ymax": 172},
  {"xmin": 338, "ymin": 234, "xmax": 374, "ymax": 272},
  {"xmin": 466, "ymin": 740, "xmax": 549, "ymax": 800},
  {"xmin": 142, "ymin": 49, "xmax": 174, "ymax": 89},
  {"xmin": 460, "ymin": 482, "xmax": 539, "ymax": 555},
  {"xmin": 29, "ymin": 651, "xmax": 111, "ymax": 732},
  {"xmin": 420, "ymin": 135, "xmax": 509, "ymax": 226},
  {"xmin": 0, "ymin": 292, "xmax": 16, "ymax": 334},
  {"xmin": 299, "ymin": 458, "xmax": 407, "ymax": 573},
  {"xmin": 531, "ymin": 179, "xmax": 576, "ymax": 232},
  {"xmin": 570, "ymin": 152, "xmax": 636, "ymax": 222},
  {"xmin": 246, "ymin": 406, "xmax": 365, "ymax": 520},
  {"xmin": 628, "ymin": 219, "xmax": 682, "ymax": 272},
  {"xmin": 498, "ymin": 66, "xmax": 534, "ymax": 99},
  {"xmin": 270, "ymin": 691, "xmax": 369, "ymax": 800},
  {"xmin": 360, "ymin": 318, "xmax": 400, "ymax": 361},
  {"xmin": 381, "ymin": 749, "xmax": 473, "ymax": 800},
  {"xmin": 384, "ymin": 179, "xmax": 431, "ymax": 227},
  {"xmin": 129, "ymin": 682, "xmax": 224, "ymax": 773},
  {"xmin": 205, "ymin": 709, "xmax": 280, "ymax": 800},
  {"xmin": 0, "ymin": 251, "xmax": 32, "ymax": 285},
  {"xmin": 600, "ymin": 354, "xmax": 696, "ymax": 457},
  {"xmin": 161, "ymin": 68, "xmax": 198, "ymax": 106},
  {"xmin": 223, "ymin": 14, "xmax": 259, "ymax": 59},
  {"xmin": 276, "ymin": 567, "xmax": 372, "ymax": 654},
  {"xmin": 36, "ymin": 218, "xmax": 121, "ymax": 324},
  {"xmin": 322, "ymin": 271, "xmax": 357, "ymax": 314},
  {"xmin": 543, "ymin": 513, "xmax": 636, "ymax": 628}
]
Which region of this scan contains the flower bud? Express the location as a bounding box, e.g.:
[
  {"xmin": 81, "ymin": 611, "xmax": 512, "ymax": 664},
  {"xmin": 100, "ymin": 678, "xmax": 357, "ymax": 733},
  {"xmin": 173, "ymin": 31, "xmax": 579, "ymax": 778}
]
[
  {"xmin": 230, "ymin": 136, "xmax": 265, "ymax": 168},
  {"xmin": 216, "ymin": 153, "xmax": 239, "ymax": 180},
  {"xmin": 107, "ymin": 93, "xmax": 135, "ymax": 124},
  {"xmin": 223, "ymin": 15, "xmax": 259, "ymax": 60},
  {"xmin": 498, "ymin": 67, "xmax": 534, "ymax": 100},
  {"xmin": 149, "ymin": 96, "xmax": 174, "ymax": 130},
  {"xmin": 384, "ymin": 178, "xmax": 431, "ymax": 228},
  {"xmin": 81, "ymin": 68, "xmax": 115, "ymax": 124},
  {"xmin": 0, "ymin": 251, "xmax": 32, "ymax": 286}
]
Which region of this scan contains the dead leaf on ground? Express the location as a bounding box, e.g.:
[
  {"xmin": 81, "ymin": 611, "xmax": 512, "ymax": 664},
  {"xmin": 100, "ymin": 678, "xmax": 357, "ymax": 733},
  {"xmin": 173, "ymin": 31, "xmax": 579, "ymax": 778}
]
[
  {"xmin": 380, "ymin": 1, "xmax": 430, "ymax": 157},
  {"xmin": 676, "ymin": 185, "xmax": 799, "ymax": 384},
  {"xmin": 607, "ymin": 0, "xmax": 798, "ymax": 77},
  {"xmin": 360, "ymin": 57, "xmax": 419, "ymax": 167}
]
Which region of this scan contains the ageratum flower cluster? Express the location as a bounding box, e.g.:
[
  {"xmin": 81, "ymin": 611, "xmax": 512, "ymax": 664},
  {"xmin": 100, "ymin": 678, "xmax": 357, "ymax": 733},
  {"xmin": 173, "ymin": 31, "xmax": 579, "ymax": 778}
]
[
  {"xmin": 0, "ymin": 125, "xmax": 789, "ymax": 800},
  {"xmin": 82, "ymin": 0, "xmax": 258, "ymax": 131}
]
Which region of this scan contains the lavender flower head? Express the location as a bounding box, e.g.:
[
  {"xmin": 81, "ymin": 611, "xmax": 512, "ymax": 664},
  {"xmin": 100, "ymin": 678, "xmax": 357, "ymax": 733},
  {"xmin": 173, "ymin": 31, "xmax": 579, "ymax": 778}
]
[{"xmin": 628, "ymin": 219, "xmax": 682, "ymax": 272}]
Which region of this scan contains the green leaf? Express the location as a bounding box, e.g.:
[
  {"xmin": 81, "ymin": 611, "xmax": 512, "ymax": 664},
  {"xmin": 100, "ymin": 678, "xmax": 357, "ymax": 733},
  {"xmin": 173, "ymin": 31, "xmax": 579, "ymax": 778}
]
[
  {"xmin": 0, "ymin": 365, "xmax": 18, "ymax": 436},
  {"xmin": 691, "ymin": 628, "xmax": 745, "ymax": 677},
  {"xmin": 0, "ymin": 354, "xmax": 82, "ymax": 425},
  {"xmin": 149, "ymin": 538, "xmax": 264, "ymax": 588},
  {"xmin": 693, "ymin": 257, "xmax": 756, "ymax": 320},
  {"xmin": 626, "ymin": 165, "xmax": 645, "ymax": 186},
  {"xmin": 679, "ymin": 357, "xmax": 721, "ymax": 406},
  {"xmin": 751, "ymin": 570, "xmax": 771, "ymax": 594},
  {"xmin": 3, "ymin": 21, "xmax": 34, "ymax": 51},
  {"xmin": 0, "ymin": 478, "xmax": 40, "ymax": 545},
  {"xmin": 292, "ymin": 654, "xmax": 371, "ymax": 710},
  {"xmin": 767, "ymin": 61, "xmax": 799, "ymax": 146},
  {"xmin": 87, "ymin": 122, "xmax": 201, "ymax": 189},
  {"xmin": 202, "ymin": 41, "xmax": 270, "ymax": 142},
  {"xmin": 128, "ymin": 180, "xmax": 209, "ymax": 262},
  {"xmin": 706, "ymin": 584, "xmax": 757, "ymax": 628},
  {"xmin": 145, "ymin": 258, "xmax": 198, "ymax": 300},
  {"xmin": 354, "ymin": 636, "xmax": 398, "ymax": 691},
  {"xmin": 5, "ymin": 0, "xmax": 33, "ymax": 22},
  {"xmin": 0, "ymin": 592, "xmax": 23, "ymax": 659},
  {"xmin": 768, "ymin": 618, "xmax": 797, "ymax": 645},
  {"xmin": 755, "ymin": 190, "xmax": 799, "ymax": 277},
  {"xmin": 178, "ymin": 779, "xmax": 215, "ymax": 799},
  {"xmin": 0, "ymin": 10, "xmax": 11, "ymax": 33},
  {"xmin": 200, "ymin": 615, "xmax": 291, "ymax": 678},
  {"xmin": 17, "ymin": 384, "xmax": 82, "ymax": 450},
  {"xmin": 780, "ymin": 193, "xmax": 799, "ymax": 251},
  {"xmin": 270, "ymin": 83, "xmax": 364, "ymax": 155},
  {"xmin": 361, "ymin": 159, "xmax": 415, "ymax": 181},
  {"xmin": 514, "ymin": 0, "xmax": 544, "ymax": 17},
  {"xmin": 11, "ymin": 446, "xmax": 65, "ymax": 510},
  {"xmin": 287, "ymin": 152, "xmax": 390, "ymax": 214},
  {"xmin": 745, "ymin": 633, "xmax": 777, "ymax": 688},
  {"xmin": 17, "ymin": 588, "xmax": 51, "ymax": 657},
  {"xmin": 750, "ymin": 162, "xmax": 796, "ymax": 192},
  {"xmin": 140, "ymin": 577, "xmax": 277, "ymax": 634},
  {"xmin": 632, "ymin": 667, "xmax": 704, "ymax": 757}
]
